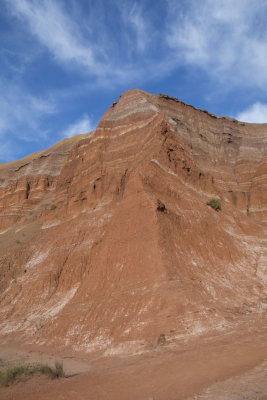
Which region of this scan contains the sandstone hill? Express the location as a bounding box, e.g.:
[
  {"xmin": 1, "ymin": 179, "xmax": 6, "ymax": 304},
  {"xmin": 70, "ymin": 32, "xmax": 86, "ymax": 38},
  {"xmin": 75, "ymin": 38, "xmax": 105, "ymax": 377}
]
[{"xmin": 0, "ymin": 89, "xmax": 266, "ymax": 355}]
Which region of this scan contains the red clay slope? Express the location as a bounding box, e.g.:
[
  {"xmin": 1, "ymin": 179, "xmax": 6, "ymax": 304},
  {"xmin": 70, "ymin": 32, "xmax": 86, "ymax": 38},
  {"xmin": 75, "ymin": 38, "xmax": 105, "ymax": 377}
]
[{"xmin": 0, "ymin": 89, "xmax": 266, "ymax": 354}]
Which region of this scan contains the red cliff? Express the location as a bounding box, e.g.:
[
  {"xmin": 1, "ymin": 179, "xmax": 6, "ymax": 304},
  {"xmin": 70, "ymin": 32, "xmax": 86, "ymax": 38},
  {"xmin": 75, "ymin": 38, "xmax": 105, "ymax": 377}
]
[{"xmin": 0, "ymin": 89, "xmax": 266, "ymax": 355}]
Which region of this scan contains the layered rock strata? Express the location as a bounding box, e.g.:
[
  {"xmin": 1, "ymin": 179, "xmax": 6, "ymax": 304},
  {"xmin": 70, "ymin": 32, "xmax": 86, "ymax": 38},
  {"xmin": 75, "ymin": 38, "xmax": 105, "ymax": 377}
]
[{"xmin": 0, "ymin": 90, "xmax": 266, "ymax": 354}]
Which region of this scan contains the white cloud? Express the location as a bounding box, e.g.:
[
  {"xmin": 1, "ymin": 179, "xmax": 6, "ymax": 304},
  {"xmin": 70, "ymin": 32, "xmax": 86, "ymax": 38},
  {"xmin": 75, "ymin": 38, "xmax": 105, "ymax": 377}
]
[
  {"xmin": 129, "ymin": 16, "xmax": 146, "ymax": 52},
  {"xmin": 5, "ymin": 0, "xmax": 106, "ymax": 76},
  {"xmin": 127, "ymin": 3, "xmax": 148, "ymax": 53},
  {"xmin": 0, "ymin": 141, "xmax": 18, "ymax": 163},
  {"xmin": 0, "ymin": 78, "xmax": 58, "ymax": 162},
  {"xmin": 62, "ymin": 114, "xmax": 95, "ymax": 138},
  {"xmin": 4, "ymin": 0, "xmax": 167, "ymax": 86},
  {"xmin": 0, "ymin": 80, "xmax": 56, "ymax": 140},
  {"xmin": 4, "ymin": 0, "xmax": 145, "ymax": 83},
  {"xmin": 166, "ymin": 0, "xmax": 267, "ymax": 88},
  {"xmin": 4, "ymin": 0, "xmax": 267, "ymax": 91},
  {"xmin": 235, "ymin": 102, "xmax": 267, "ymax": 123},
  {"xmin": 29, "ymin": 96, "xmax": 56, "ymax": 115}
]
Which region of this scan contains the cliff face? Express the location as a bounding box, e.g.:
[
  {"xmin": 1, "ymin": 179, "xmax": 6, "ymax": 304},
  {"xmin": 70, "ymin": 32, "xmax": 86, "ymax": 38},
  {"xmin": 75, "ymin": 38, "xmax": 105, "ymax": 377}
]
[{"xmin": 0, "ymin": 89, "xmax": 266, "ymax": 354}]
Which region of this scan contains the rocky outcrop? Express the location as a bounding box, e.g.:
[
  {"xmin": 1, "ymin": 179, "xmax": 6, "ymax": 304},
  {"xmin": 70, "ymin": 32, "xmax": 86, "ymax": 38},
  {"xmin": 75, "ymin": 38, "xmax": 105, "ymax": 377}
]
[
  {"xmin": 0, "ymin": 133, "xmax": 91, "ymax": 230},
  {"xmin": 0, "ymin": 90, "xmax": 266, "ymax": 354}
]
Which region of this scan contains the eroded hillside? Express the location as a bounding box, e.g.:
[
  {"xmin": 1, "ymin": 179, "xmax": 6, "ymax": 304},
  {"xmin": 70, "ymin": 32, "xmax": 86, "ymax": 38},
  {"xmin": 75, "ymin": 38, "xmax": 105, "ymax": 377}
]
[{"xmin": 0, "ymin": 89, "xmax": 266, "ymax": 354}]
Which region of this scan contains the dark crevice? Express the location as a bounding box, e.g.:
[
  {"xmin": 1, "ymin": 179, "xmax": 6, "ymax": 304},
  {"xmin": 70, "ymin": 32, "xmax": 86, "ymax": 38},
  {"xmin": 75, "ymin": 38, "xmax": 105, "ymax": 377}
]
[
  {"xmin": 116, "ymin": 169, "xmax": 128, "ymax": 198},
  {"xmin": 25, "ymin": 182, "xmax": 30, "ymax": 199},
  {"xmin": 93, "ymin": 177, "xmax": 101, "ymax": 192},
  {"xmin": 157, "ymin": 200, "xmax": 167, "ymax": 213},
  {"xmin": 247, "ymin": 193, "xmax": 251, "ymax": 216}
]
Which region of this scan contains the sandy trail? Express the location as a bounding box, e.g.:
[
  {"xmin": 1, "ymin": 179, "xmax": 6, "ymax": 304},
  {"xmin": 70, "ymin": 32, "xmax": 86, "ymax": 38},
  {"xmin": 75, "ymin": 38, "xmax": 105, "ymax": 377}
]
[
  {"xmin": 0, "ymin": 320, "xmax": 267, "ymax": 400},
  {"xmin": 188, "ymin": 361, "xmax": 267, "ymax": 400}
]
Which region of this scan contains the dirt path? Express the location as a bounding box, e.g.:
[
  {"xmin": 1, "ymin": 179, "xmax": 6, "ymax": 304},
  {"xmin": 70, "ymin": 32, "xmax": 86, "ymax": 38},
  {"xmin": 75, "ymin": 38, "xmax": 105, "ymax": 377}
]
[
  {"xmin": 0, "ymin": 321, "xmax": 267, "ymax": 400},
  {"xmin": 188, "ymin": 361, "xmax": 267, "ymax": 400}
]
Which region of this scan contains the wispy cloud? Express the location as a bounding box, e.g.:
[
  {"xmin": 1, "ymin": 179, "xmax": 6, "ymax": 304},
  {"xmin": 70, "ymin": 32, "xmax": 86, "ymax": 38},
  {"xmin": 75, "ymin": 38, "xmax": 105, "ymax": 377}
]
[
  {"xmin": 129, "ymin": 13, "xmax": 147, "ymax": 52},
  {"xmin": 166, "ymin": 0, "xmax": 267, "ymax": 88},
  {"xmin": 0, "ymin": 80, "xmax": 56, "ymax": 139},
  {"xmin": 6, "ymin": 0, "xmax": 267, "ymax": 90},
  {"xmin": 62, "ymin": 114, "xmax": 95, "ymax": 139},
  {"xmin": 3, "ymin": 0, "xmax": 172, "ymax": 86},
  {"xmin": 4, "ymin": 0, "xmax": 147, "ymax": 83},
  {"xmin": 235, "ymin": 102, "xmax": 267, "ymax": 123},
  {"xmin": 125, "ymin": 3, "xmax": 149, "ymax": 53},
  {"xmin": 0, "ymin": 78, "xmax": 57, "ymax": 162},
  {"xmin": 3, "ymin": 0, "xmax": 267, "ymax": 88},
  {"xmin": 0, "ymin": 141, "xmax": 18, "ymax": 163},
  {"xmin": 5, "ymin": 0, "xmax": 99, "ymax": 73}
]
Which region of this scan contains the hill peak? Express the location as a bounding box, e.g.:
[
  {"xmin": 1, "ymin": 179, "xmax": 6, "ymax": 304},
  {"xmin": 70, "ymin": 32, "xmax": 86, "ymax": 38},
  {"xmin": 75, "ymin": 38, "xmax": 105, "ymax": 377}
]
[{"xmin": 0, "ymin": 90, "xmax": 266, "ymax": 355}]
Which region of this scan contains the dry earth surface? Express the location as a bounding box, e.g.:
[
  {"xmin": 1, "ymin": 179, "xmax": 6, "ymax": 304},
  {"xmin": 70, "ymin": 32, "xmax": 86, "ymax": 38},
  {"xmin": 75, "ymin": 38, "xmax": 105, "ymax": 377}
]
[{"xmin": 0, "ymin": 318, "xmax": 267, "ymax": 399}]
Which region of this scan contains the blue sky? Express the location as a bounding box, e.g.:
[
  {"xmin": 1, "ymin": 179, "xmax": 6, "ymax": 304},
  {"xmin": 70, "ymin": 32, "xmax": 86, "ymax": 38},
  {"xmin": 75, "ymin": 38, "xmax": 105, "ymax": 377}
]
[{"xmin": 1, "ymin": 0, "xmax": 267, "ymax": 162}]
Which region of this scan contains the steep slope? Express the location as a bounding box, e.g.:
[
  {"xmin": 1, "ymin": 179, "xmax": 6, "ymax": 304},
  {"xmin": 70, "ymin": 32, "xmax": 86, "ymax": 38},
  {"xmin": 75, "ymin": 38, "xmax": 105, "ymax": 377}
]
[
  {"xmin": 0, "ymin": 133, "xmax": 92, "ymax": 230},
  {"xmin": 0, "ymin": 89, "xmax": 266, "ymax": 354}
]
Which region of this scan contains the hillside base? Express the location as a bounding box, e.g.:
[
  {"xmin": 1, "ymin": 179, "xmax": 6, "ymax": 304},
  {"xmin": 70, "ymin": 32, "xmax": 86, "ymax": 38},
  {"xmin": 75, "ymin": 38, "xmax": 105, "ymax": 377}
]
[{"xmin": 0, "ymin": 315, "xmax": 267, "ymax": 400}]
